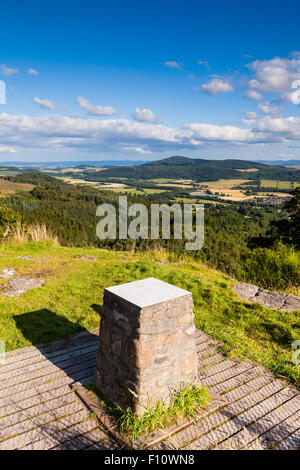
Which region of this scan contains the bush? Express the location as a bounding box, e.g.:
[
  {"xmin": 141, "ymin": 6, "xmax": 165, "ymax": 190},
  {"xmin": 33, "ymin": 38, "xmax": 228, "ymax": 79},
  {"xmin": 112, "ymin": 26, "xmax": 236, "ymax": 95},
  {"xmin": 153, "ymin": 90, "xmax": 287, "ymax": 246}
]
[
  {"xmin": 0, "ymin": 207, "xmax": 20, "ymax": 240},
  {"xmin": 239, "ymin": 241, "xmax": 300, "ymax": 290}
]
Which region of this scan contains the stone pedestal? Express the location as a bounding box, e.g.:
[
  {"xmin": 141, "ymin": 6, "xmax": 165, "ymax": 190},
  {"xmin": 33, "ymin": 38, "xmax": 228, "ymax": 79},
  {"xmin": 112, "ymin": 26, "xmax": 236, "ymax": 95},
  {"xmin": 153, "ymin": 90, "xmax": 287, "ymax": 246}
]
[{"xmin": 95, "ymin": 277, "xmax": 198, "ymax": 416}]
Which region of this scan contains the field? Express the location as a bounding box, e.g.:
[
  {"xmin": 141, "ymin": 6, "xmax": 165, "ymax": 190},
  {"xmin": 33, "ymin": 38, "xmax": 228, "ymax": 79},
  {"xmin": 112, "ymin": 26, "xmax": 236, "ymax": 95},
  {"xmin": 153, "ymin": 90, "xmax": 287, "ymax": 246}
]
[
  {"xmin": 38, "ymin": 167, "xmax": 300, "ymax": 203},
  {"xmin": 175, "ymin": 197, "xmax": 226, "ymax": 205},
  {"xmin": 195, "ymin": 179, "xmax": 252, "ymax": 201},
  {"xmin": 236, "ymin": 168, "xmax": 259, "ymax": 173},
  {"xmin": 148, "ymin": 178, "xmax": 198, "ymax": 188},
  {"xmin": 260, "ymin": 179, "xmax": 295, "ymax": 190},
  {"xmin": 0, "ymin": 241, "xmax": 299, "ymax": 388},
  {"xmin": 0, "ymin": 179, "xmax": 34, "ymax": 197},
  {"xmin": 50, "ymin": 174, "xmax": 250, "ymax": 200}
]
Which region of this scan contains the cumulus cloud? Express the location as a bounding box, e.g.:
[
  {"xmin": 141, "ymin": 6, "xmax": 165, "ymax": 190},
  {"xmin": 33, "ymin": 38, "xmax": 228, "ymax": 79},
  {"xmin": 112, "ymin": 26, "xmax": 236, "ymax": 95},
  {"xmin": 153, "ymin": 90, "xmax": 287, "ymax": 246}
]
[
  {"xmin": 0, "ymin": 112, "xmax": 262, "ymax": 154},
  {"xmin": 258, "ymin": 101, "xmax": 282, "ymax": 116},
  {"xmin": 285, "ymin": 79, "xmax": 300, "ymax": 105},
  {"xmin": 1, "ymin": 64, "xmax": 19, "ymax": 76},
  {"xmin": 0, "ymin": 145, "xmax": 16, "ymax": 153},
  {"xmin": 33, "ymin": 97, "xmax": 58, "ymax": 110},
  {"xmin": 28, "ymin": 68, "xmax": 39, "ymax": 75},
  {"xmin": 123, "ymin": 146, "xmax": 152, "ymax": 154},
  {"xmin": 244, "ymin": 111, "xmax": 258, "ymax": 119},
  {"xmin": 200, "ymin": 79, "xmax": 234, "ymax": 95},
  {"xmin": 250, "ymin": 115, "xmax": 300, "ymax": 141},
  {"xmin": 1, "ymin": 111, "xmax": 300, "ymax": 154},
  {"xmin": 246, "ymin": 55, "xmax": 300, "ymax": 103},
  {"xmin": 244, "ymin": 89, "xmax": 263, "ymax": 100},
  {"xmin": 182, "ymin": 123, "xmax": 258, "ymax": 142},
  {"xmin": 77, "ymin": 96, "xmax": 117, "ymax": 116},
  {"xmin": 132, "ymin": 107, "xmax": 160, "ymax": 123},
  {"xmin": 163, "ymin": 61, "xmax": 183, "ymax": 70}
]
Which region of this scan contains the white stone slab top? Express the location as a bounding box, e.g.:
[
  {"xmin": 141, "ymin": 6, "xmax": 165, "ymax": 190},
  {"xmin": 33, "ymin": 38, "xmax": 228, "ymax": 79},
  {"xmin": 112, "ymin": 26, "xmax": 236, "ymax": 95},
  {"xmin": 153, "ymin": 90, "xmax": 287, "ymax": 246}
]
[{"xmin": 105, "ymin": 277, "xmax": 191, "ymax": 308}]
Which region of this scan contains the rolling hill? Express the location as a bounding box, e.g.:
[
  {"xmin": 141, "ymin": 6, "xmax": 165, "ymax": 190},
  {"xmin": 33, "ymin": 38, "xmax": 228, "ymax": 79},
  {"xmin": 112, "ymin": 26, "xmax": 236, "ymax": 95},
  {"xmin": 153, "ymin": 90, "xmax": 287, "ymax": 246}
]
[{"xmin": 98, "ymin": 156, "xmax": 300, "ymax": 182}]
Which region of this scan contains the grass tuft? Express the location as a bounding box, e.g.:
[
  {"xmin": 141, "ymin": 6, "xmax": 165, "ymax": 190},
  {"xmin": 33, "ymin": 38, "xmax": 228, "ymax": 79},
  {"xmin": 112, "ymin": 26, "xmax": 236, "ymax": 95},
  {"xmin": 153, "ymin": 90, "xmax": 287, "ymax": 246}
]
[
  {"xmin": 87, "ymin": 381, "xmax": 210, "ymax": 443},
  {"xmin": 5, "ymin": 222, "xmax": 59, "ymax": 245}
]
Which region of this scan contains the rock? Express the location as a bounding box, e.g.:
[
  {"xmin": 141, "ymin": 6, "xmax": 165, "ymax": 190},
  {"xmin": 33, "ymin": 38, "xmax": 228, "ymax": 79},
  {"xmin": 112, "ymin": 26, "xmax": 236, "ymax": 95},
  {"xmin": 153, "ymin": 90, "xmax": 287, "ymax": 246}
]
[
  {"xmin": 232, "ymin": 282, "xmax": 300, "ymax": 312},
  {"xmin": 0, "ymin": 268, "xmax": 16, "ymax": 278},
  {"xmin": 17, "ymin": 256, "xmax": 49, "ymax": 260},
  {"xmin": 74, "ymin": 255, "xmax": 97, "ymax": 261},
  {"xmin": 1, "ymin": 276, "xmax": 45, "ymax": 297}
]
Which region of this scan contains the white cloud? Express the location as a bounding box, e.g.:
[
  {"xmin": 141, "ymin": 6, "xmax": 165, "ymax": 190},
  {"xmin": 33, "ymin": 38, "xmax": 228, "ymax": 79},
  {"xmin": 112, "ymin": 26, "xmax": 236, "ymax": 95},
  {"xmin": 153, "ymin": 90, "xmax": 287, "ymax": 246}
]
[
  {"xmin": 200, "ymin": 79, "xmax": 234, "ymax": 95},
  {"xmin": 182, "ymin": 123, "xmax": 259, "ymax": 142},
  {"xmin": 244, "ymin": 89, "xmax": 263, "ymax": 100},
  {"xmin": 285, "ymin": 79, "xmax": 300, "ymax": 105},
  {"xmin": 123, "ymin": 146, "xmax": 152, "ymax": 154},
  {"xmin": 132, "ymin": 107, "xmax": 160, "ymax": 123},
  {"xmin": 258, "ymin": 101, "xmax": 282, "ymax": 116},
  {"xmin": 33, "ymin": 97, "xmax": 58, "ymax": 110},
  {"xmin": 28, "ymin": 68, "xmax": 39, "ymax": 76},
  {"xmin": 246, "ymin": 56, "xmax": 300, "ymax": 103},
  {"xmin": 77, "ymin": 96, "xmax": 117, "ymax": 116},
  {"xmin": 250, "ymin": 115, "xmax": 300, "ymax": 141},
  {"xmin": 1, "ymin": 111, "xmax": 300, "ymax": 154},
  {"xmin": 1, "ymin": 64, "xmax": 19, "ymax": 76},
  {"xmin": 0, "ymin": 145, "xmax": 16, "ymax": 153},
  {"xmin": 244, "ymin": 111, "xmax": 258, "ymax": 119},
  {"xmin": 0, "ymin": 113, "xmax": 262, "ymax": 153},
  {"xmin": 163, "ymin": 61, "xmax": 183, "ymax": 70}
]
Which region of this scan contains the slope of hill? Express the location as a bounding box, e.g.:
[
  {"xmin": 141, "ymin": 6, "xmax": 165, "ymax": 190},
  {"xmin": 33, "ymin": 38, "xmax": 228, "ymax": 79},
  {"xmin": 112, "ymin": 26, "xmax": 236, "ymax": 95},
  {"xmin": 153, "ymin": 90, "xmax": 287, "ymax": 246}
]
[
  {"xmin": 0, "ymin": 241, "xmax": 299, "ymax": 388},
  {"xmin": 98, "ymin": 156, "xmax": 300, "ymax": 182},
  {"xmin": 1, "ymin": 172, "xmax": 289, "ymax": 282},
  {"xmin": 144, "ymin": 156, "xmax": 266, "ymax": 168}
]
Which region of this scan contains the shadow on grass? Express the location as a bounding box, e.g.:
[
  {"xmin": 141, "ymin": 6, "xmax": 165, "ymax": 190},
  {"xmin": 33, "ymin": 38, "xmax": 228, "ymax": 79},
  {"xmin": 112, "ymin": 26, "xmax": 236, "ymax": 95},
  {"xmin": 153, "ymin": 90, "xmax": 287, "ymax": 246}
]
[
  {"xmin": 14, "ymin": 309, "xmax": 86, "ymax": 346},
  {"xmin": 261, "ymin": 321, "xmax": 293, "ymax": 347},
  {"xmin": 10, "ymin": 309, "xmax": 116, "ymax": 449},
  {"xmin": 90, "ymin": 303, "xmax": 103, "ymax": 316}
]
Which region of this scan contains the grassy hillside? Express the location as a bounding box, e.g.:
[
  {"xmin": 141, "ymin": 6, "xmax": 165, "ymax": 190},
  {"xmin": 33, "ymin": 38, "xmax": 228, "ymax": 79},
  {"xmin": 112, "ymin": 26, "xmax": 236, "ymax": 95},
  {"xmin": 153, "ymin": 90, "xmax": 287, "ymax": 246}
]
[{"xmin": 0, "ymin": 242, "xmax": 299, "ymax": 387}]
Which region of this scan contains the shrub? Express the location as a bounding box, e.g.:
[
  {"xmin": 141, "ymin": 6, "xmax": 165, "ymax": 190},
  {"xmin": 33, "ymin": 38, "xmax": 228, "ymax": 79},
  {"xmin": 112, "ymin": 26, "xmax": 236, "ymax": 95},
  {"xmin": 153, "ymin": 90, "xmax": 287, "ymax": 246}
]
[
  {"xmin": 0, "ymin": 207, "xmax": 21, "ymax": 240},
  {"xmin": 240, "ymin": 241, "xmax": 300, "ymax": 290}
]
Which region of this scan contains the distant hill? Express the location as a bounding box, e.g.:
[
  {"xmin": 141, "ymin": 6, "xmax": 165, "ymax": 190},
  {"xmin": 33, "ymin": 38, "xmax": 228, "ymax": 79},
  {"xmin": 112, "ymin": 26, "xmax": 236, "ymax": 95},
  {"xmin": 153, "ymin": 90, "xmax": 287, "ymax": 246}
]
[
  {"xmin": 257, "ymin": 160, "xmax": 300, "ymax": 166},
  {"xmin": 99, "ymin": 156, "xmax": 300, "ymax": 182},
  {"xmin": 0, "ymin": 160, "xmax": 148, "ymax": 168}
]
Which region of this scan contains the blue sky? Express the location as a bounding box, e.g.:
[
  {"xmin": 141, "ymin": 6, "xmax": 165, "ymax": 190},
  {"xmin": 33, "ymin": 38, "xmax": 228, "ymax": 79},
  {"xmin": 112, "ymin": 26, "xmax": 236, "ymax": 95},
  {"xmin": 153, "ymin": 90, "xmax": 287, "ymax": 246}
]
[{"xmin": 1, "ymin": 0, "xmax": 300, "ymax": 162}]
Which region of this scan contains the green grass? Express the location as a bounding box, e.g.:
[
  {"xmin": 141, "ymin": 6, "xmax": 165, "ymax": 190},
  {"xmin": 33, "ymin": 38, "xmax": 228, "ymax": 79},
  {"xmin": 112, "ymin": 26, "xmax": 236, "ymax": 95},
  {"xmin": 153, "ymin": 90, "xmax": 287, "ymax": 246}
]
[
  {"xmin": 260, "ymin": 179, "xmax": 298, "ymax": 190},
  {"xmin": 0, "ymin": 242, "xmax": 299, "ymax": 387},
  {"xmin": 86, "ymin": 381, "xmax": 210, "ymax": 444}
]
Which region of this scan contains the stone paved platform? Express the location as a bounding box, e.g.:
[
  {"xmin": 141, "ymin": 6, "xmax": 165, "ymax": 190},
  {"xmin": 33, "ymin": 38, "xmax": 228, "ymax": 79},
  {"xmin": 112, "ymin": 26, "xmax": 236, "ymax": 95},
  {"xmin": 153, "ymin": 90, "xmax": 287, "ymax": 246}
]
[{"xmin": 0, "ymin": 328, "xmax": 299, "ymax": 450}]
